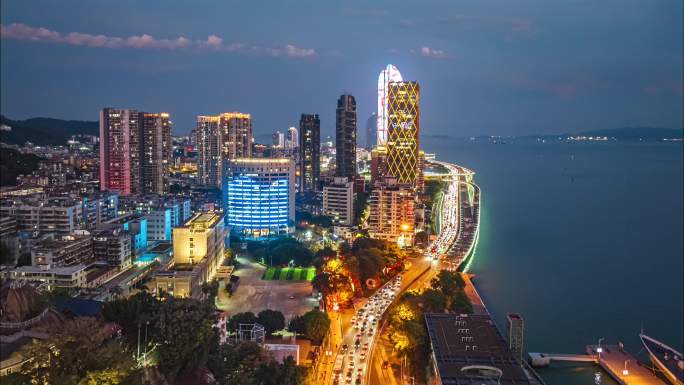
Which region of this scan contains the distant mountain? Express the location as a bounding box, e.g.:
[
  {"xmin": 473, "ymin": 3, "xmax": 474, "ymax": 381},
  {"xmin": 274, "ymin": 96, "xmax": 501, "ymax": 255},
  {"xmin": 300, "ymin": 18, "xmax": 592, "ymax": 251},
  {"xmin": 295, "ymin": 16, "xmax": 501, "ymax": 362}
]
[
  {"xmin": 0, "ymin": 115, "xmax": 98, "ymax": 145},
  {"xmin": 0, "ymin": 148, "xmax": 44, "ymax": 186},
  {"xmin": 563, "ymin": 127, "xmax": 683, "ymax": 140}
]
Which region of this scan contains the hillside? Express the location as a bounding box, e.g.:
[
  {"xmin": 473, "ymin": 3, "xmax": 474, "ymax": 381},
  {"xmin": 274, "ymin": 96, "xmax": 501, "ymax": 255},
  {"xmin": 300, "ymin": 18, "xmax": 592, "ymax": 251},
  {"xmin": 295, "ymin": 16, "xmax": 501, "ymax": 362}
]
[
  {"xmin": 0, "ymin": 115, "xmax": 98, "ymax": 145},
  {"xmin": 0, "ymin": 148, "xmax": 44, "ymax": 186},
  {"xmin": 565, "ymin": 127, "xmax": 683, "ymax": 140}
]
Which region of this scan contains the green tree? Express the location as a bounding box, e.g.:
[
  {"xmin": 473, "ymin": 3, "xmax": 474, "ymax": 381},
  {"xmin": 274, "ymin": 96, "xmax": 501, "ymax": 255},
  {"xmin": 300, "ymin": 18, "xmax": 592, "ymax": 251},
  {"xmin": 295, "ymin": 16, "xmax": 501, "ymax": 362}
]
[
  {"xmin": 156, "ymin": 298, "xmax": 217, "ymax": 381},
  {"xmin": 77, "ymin": 368, "xmax": 127, "ymax": 385},
  {"xmin": 300, "ymin": 309, "xmax": 330, "ymax": 345},
  {"xmin": 420, "ymin": 288, "xmax": 446, "ymax": 312},
  {"xmin": 430, "ymin": 269, "xmax": 465, "ymax": 298},
  {"xmin": 20, "ymin": 317, "xmax": 137, "ymax": 384},
  {"xmin": 102, "ymin": 291, "xmax": 160, "ymax": 348},
  {"xmin": 228, "ymin": 311, "xmax": 258, "ymax": 332},
  {"xmin": 450, "ymin": 290, "xmax": 473, "ymax": 314},
  {"xmin": 257, "ymin": 309, "xmax": 285, "ymax": 336}
]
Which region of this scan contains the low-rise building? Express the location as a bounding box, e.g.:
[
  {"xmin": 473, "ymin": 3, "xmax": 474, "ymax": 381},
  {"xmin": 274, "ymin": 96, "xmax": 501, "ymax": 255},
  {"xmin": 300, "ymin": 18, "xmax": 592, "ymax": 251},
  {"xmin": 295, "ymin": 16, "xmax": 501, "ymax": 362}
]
[
  {"xmin": 154, "ymin": 211, "xmax": 226, "ymax": 298},
  {"xmin": 7, "ymin": 264, "xmax": 89, "ymax": 290},
  {"xmin": 425, "ymin": 313, "xmax": 540, "ymax": 385},
  {"xmin": 92, "ymin": 228, "xmax": 133, "ymax": 268},
  {"xmin": 31, "ymin": 232, "xmax": 94, "ymax": 268}
]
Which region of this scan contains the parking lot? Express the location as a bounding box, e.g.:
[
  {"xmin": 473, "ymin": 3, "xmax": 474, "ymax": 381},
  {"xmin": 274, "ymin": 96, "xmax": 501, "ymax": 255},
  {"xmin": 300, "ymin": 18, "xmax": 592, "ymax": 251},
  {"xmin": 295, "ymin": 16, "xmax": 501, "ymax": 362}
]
[{"xmin": 216, "ymin": 256, "xmax": 319, "ymax": 321}]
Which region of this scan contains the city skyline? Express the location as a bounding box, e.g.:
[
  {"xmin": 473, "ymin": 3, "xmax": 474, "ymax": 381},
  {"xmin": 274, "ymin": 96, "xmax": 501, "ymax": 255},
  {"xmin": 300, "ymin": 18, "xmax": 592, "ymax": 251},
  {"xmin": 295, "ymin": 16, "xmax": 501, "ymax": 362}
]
[{"xmin": 1, "ymin": 0, "xmax": 682, "ymax": 138}]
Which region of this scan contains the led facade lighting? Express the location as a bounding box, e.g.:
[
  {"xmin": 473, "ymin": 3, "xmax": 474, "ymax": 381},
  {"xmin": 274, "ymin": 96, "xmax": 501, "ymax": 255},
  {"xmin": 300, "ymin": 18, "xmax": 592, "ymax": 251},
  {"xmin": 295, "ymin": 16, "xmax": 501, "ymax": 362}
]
[
  {"xmin": 223, "ymin": 158, "xmax": 295, "ymax": 238},
  {"xmin": 386, "ymin": 81, "xmax": 420, "ymax": 185},
  {"xmin": 377, "ymin": 64, "xmax": 403, "ymax": 146}
]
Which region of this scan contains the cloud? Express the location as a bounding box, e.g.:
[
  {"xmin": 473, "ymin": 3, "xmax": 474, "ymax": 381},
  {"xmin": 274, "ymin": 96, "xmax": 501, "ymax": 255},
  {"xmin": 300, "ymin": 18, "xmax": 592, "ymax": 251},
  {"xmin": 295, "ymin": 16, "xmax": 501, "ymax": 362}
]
[
  {"xmin": 419, "ymin": 46, "xmax": 449, "ymax": 59},
  {"xmin": 341, "ymin": 8, "xmax": 387, "ymax": 17},
  {"xmin": 0, "ymin": 23, "xmax": 315, "ymax": 58}
]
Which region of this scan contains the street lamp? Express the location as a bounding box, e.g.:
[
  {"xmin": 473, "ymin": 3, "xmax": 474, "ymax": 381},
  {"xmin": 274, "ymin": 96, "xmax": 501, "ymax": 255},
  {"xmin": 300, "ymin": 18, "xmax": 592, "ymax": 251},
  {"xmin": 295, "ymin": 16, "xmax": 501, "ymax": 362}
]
[
  {"xmin": 623, "ymin": 360, "xmax": 630, "ymax": 377},
  {"xmin": 596, "ymin": 337, "xmax": 604, "ymax": 361}
]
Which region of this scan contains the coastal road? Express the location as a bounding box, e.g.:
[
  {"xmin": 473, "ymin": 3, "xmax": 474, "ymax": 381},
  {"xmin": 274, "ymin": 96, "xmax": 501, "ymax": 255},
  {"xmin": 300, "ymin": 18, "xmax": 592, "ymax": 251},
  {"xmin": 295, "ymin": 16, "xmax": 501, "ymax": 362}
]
[{"xmin": 326, "ymin": 160, "xmax": 467, "ymax": 385}]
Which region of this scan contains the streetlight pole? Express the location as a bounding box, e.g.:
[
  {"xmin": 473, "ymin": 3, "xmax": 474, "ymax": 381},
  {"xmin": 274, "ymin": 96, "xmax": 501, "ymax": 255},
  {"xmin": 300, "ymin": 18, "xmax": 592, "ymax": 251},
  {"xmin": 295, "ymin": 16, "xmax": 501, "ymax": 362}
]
[
  {"xmin": 597, "ymin": 337, "xmax": 604, "ymax": 362},
  {"xmin": 623, "ymin": 360, "xmax": 630, "ymax": 378}
]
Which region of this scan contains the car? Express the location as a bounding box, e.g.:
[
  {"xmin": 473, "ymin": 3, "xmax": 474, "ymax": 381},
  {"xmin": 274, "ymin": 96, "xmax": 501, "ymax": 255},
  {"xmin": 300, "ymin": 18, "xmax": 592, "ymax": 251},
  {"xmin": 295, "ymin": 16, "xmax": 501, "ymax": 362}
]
[
  {"xmin": 382, "ymin": 361, "xmax": 390, "ymax": 369},
  {"xmin": 354, "ymin": 339, "xmax": 361, "ymax": 348},
  {"xmin": 341, "ymin": 344, "xmax": 348, "ymax": 351},
  {"xmin": 288, "ymin": 295, "xmax": 295, "ymax": 300}
]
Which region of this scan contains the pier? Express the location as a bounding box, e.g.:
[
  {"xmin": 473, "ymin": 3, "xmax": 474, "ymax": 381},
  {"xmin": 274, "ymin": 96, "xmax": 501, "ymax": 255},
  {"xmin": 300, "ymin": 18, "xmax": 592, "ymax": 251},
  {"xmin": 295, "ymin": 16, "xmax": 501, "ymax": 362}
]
[{"xmin": 530, "ymin": 345, "xmax": 667, "ymax": 385}]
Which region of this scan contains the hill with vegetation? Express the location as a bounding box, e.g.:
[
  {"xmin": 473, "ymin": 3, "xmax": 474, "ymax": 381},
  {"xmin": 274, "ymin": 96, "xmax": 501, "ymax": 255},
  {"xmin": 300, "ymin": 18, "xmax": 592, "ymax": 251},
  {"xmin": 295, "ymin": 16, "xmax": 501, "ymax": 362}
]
[
  {"xmin": 0, "ymin": 147, "xmax": 44, "ymax": 186},
  {"xmin": 0, "ymin": 115, "xmax": 98, "ymax": 145}
]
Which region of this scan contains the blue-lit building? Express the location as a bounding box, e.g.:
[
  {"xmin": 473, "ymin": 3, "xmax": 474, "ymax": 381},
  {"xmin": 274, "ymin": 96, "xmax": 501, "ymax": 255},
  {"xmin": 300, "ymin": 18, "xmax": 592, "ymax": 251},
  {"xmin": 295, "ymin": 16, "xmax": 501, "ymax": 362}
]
[{"xmin": 222, "ymin": 158, "xmax": 295, "ymax": 238}]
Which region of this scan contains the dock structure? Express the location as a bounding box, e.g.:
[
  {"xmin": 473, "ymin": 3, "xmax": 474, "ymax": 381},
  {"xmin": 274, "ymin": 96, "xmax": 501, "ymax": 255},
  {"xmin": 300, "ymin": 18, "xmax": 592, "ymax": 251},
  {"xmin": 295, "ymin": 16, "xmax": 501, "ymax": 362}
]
[
  {"xmin": 530, "ymin": 345, "xmax": 666, "ymax": 385},
  {"xmin": 587, "ymin": 344, "xmax": 667, "ymax": 385}
]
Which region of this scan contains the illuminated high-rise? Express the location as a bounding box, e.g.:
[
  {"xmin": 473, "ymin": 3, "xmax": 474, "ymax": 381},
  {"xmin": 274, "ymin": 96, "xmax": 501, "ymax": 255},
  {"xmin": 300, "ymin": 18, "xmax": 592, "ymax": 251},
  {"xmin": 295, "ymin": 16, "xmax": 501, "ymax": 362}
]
[
  {"xmin": 101, "ymin": 108, "xmax": 171, "ymax": 195},
  {"xmin": 287, "ymin": 126, "xmax": 299, "ymax": 151},
  {"xmin": 141, "ymin": 113, "xmax": 172, "ymax": 194},
  {"xmin": 386, "ymin": 81, "xmax": 420, "ymax": 186},
  {"xmin": 195, "ymin": 112, "xmax": 253, "ymax": 188},
  {"xmin": 335, "ymin": 94, "xmax": 357, "ymax": 179},
  {"xmin": 196, "ymin": 115, "xmax": 221, "ymax": 187},
  {"xmin": 223, "ymin": 158, "xmax": 295, "ymax": 237},
  {"xmin": 100, "ymin": 108, "xmax": 141, "ymax": 195},
  {"xmin": 377, "ymin": 64, "xmax": 403, "ymax": 145},
  {"xmin": 299, "ymin": 114, "xmax": 320, "ymax": 192}
]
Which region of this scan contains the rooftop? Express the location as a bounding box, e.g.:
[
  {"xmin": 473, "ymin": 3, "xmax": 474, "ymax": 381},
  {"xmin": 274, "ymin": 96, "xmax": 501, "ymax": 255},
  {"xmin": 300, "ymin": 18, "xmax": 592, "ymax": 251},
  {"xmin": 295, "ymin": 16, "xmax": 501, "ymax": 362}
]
[{"xmin": 425, "ymin": 313, "xmax": 535, "ymax": 385}]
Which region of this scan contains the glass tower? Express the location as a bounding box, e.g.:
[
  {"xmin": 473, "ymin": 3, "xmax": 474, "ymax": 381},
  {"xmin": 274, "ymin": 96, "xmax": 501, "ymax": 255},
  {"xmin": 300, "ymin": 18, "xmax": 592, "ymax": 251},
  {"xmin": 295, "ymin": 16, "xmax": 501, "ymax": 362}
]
[{"xmin": 223, "ymin": 158, "xmax": 295, "ymax": 238}]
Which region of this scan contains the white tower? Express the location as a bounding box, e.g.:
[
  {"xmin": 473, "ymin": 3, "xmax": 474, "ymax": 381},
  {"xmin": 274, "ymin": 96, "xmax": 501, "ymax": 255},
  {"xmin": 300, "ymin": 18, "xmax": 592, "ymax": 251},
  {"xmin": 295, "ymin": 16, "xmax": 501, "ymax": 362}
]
[{"xmin": 377, "ymin": 64, "xmax": 403, "ymax": 145}]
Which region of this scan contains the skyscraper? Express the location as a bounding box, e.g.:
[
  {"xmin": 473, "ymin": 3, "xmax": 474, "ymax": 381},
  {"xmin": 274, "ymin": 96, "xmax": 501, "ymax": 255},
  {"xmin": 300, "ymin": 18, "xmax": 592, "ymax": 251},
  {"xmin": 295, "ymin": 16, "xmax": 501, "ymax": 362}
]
[
  {"xmin": 100, "ymin": 108, "xmax": 141, "ymax": 196},
  {"xmin": 195, "ymin": 112, "xmax": 253, "ymax": 188},
  {"xmin": 366, "ymin": 112, "xmax": 377, "ymax": 149},
  {"xmin": 377, "ymin": 64, "xmax": 403, "ymax": 146},
  {"xmin": 386, "ymin": 81, "xmax": 420, "ymax": 186},
  {"xmin": 335, "ymin": 94, "xmax": 357, "ymax": 179},
  {"xmin": 141, "ymin": 113, "xmax": 172, "ymax": 195},
  {"xmin": 299, "ymin": 114, "xmax": 320, "ymax": 192},
  {"xmin": 219, "ymin": 112, "xmax": 252, "ymax": 159},
  {"xmin": 287, "ymin": 126, "xmax": 298, "ymax": 151},
  {"xmin": 196, "ymin": 115, "xmax": 221, "ymax": 188},
  {"xmin": 100, "ymin": 108, "xmax": 171, "ymax": 196},
  {"xmin": 272, "ymin": 130, "xmax": 285, "ymax": 148}
]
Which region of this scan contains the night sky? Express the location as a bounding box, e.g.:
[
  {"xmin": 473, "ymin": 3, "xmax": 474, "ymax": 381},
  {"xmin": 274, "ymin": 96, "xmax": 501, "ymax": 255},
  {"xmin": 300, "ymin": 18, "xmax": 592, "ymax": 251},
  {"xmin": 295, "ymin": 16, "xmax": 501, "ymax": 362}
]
[{"xmin": 1, "ymin": 0, "xmax": 682, "ymax": 138}]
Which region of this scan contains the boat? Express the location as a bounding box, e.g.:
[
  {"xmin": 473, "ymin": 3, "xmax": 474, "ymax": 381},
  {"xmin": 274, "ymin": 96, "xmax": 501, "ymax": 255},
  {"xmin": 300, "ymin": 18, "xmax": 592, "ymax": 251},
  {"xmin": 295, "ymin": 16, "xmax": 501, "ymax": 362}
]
[{"xmin": 640, "ymin": 332, "xmax": 684, "ymax": 385}]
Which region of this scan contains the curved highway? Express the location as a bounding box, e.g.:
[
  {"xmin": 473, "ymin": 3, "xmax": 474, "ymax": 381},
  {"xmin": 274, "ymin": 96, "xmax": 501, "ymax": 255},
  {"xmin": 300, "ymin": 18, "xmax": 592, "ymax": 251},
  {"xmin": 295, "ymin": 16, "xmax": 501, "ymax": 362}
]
[{"xmin": 327, "ymin": 161, "xmax": 480, "ymax": 385}]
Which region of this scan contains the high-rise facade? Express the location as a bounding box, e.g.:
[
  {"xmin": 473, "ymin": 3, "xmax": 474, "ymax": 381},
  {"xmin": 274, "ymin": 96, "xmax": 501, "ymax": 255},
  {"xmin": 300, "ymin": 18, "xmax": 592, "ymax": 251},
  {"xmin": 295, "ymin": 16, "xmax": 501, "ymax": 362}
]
[
  {"xmin": 377, "ymin": 64, "xmax": 403, "ymax": 146},
  {"xmin": 335, "ymin": 94, "xmax": 357, "ymax": 179},
  {"xmin": 299, "ymin": 114, "xmax": 320, "ymax": 192},
  {"xmin": 141, "ymin": 113, "xmax": 172, "ymax": 195},
  {"xmin": 195, "ymin": 112, "xmax": 253, "ymax": 188},
  {"xmin": 219, "ymin": 112, "xmax": 252, "ymax": 159},
  {"xmin": 286, "ymin": 127, "xmax": 299, "ymax": 151},
  {"xmin": 366, "ymin": 112, "xmax": 377, "ymax": 149},
  {"xmin": 272, "ymin": 130, "xmax": 285, "ymax": 148},
  {"xmin": 100, "ymin": 108, "xmax": 172, "ymax": 195},
  {"xmin": 386, "ymin": 81, "xmax": 420, "ymax": 186},
  {"xmin": 223, "ymin": 158, "xmax": 295, "ymax": 237},
  {"xmin": 196, "ymin": 115, "xmax": 221, "ymax": 187},
  {"xmin": 323, "ymin": 177, "xmax": 355, "ymax": 226},
  {"xmin": 100, "ymin": 108, "xmax": 141, "ymax": 195},
  {"xmin": 368, "ymin": 178, "xmax": 415, "ymax": 247}
]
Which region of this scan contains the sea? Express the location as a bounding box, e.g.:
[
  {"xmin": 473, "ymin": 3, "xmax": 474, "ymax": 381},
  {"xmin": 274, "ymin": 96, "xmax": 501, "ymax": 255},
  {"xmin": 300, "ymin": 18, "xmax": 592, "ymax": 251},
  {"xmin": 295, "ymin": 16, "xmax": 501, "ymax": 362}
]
[{"xmin": 422, "ymin": 136, "xmax": 684, "ymax": 385}]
